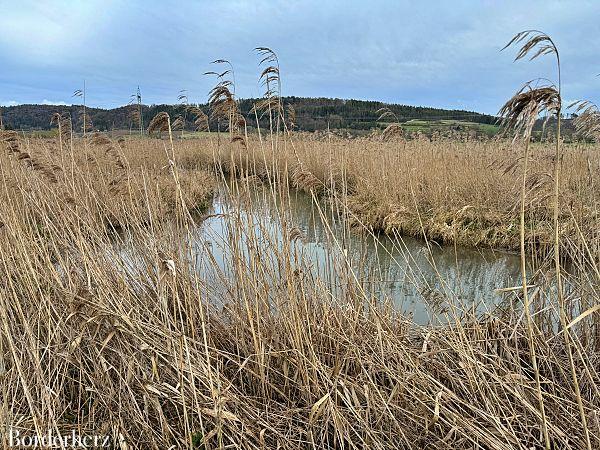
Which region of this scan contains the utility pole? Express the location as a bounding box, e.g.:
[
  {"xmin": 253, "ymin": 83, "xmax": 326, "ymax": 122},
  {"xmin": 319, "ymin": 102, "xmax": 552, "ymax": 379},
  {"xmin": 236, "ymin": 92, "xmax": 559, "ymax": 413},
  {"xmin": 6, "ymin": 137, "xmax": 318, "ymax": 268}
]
[{"xmin": 137, "ymin": 86, "xmax": 143, "ymax": 137}]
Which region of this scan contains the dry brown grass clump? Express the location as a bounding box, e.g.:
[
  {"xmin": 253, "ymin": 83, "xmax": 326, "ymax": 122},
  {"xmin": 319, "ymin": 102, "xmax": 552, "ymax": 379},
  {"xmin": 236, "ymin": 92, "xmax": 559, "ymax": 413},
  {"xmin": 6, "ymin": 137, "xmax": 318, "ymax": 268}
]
[
  {"xmin": 0, "ymin": 120, "xmax": 598, "ymax": 448},
  {"xmin": 179, "ymin": 133, "xmax": 600, "ymax": 253},
  {"xmin": 0, "ymin": 132, "xmax": 216, "ymax": 231},
  {"xmin": 0, "ymin": 158, "xmax": 598, "ymax": 447}
]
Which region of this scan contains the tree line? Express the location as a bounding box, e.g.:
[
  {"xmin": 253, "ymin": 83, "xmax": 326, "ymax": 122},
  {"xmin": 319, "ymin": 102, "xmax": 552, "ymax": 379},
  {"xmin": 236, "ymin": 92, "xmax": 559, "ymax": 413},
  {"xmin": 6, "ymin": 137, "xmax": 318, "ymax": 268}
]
[{"xmin": 0, "ymin": 97, "xmax": 497, "ymax": 133}]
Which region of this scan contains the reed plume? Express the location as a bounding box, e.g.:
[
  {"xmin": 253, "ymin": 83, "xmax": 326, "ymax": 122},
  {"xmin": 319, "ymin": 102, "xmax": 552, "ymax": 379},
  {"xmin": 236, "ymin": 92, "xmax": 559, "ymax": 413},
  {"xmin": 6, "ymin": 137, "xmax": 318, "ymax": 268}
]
[
  {"xmin": 188, "ymin": 106, "xmax": 209, "ymax": 132},
  {"xmin": 89, "ymin": 132, "xmax": 126, "ymax": 171},
  {"xmin": 0, "ymin": 130, "xmax": 20, "ymax": 153},
  {"xmin": 148, "ymin": 111, "xmax": 171, "ymax": 136},
  {"xmin": 502, "ymin": 30, "xmax": 591, "ymax": 450},
  {"xmin": 51, "ymin": 112, "xmax": 72, "ymax": 152},
  {"xmin": 72, "ymin": 82, "xmax": 88, "ymax": 136},
  {"xmin": 498, "ymin": 82, "xmax": 560, "ymax": 139},
  {"xmin": 254, "ymin": 47, "xmax": 285, "ymax": 137},
  {"xmin": 571, "ymin": 100, "xmax": 600, "ymax": 141},
  {"xmin": 286, "ymin": 104, "xmax": 296, "ymax": 131},
  {"xmin": 129, "ymin": 86, "xmax": 144, "ymax": 136},
  {"xmin": 377, "ymin": 107, "xmax": 405, "ymax": 141},
  {"xmin": 207, "ymin": 60, "xmax": 246, "ymax": 148},
  {"xmin": 177, "ymin": 89, "xmax": 188, "ymax": 138},
  {"xmin": 171, "ymin": 115, "xmax": 185, "ymax": 132}
]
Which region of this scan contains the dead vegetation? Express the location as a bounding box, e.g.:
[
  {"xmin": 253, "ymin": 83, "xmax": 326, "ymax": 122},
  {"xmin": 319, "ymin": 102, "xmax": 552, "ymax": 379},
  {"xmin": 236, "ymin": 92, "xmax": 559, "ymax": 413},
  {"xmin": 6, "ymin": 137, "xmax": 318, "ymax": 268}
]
[
  {"xmin": 184, "ymin": 133, "xmax": 600, "ymax": 253},
  {"xmin": 1, "ymin": 127, "xmax": 599, "ymax": 448},
  {"xmin": 0, "ymin": 35, "xmax": 599, "ymax": 449}
]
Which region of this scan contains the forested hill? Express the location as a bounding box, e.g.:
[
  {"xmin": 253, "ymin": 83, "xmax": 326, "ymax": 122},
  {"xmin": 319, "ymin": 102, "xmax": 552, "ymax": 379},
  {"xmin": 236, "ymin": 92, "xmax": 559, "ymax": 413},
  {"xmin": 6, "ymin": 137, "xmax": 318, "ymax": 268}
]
[{"xmin": 1, "ymin": 97, "xmax": 496, "ymax": 132}]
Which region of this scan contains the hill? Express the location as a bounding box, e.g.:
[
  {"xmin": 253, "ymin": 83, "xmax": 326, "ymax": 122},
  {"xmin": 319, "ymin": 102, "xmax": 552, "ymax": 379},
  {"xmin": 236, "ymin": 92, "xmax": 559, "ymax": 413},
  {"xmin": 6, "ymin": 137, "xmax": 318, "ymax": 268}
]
[{"xmin": 0, "ymin": 97, "xmax": 497, "ymax": 134}]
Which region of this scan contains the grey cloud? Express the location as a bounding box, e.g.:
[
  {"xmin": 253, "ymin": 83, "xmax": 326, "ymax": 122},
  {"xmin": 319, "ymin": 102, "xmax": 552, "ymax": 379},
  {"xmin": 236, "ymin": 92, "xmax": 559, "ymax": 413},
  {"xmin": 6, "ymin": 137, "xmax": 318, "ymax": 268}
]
[{"xmin": 0, "ymin": 0, "xmax": 598, "ymax": 114}]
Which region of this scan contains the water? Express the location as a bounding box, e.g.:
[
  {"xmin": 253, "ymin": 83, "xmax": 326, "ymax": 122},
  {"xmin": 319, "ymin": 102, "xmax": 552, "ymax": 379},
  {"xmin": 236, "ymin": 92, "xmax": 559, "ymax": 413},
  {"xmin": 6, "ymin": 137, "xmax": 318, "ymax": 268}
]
[{"xmin": 190, "ymin": 186, "xmax": 522, "ymax": 324}]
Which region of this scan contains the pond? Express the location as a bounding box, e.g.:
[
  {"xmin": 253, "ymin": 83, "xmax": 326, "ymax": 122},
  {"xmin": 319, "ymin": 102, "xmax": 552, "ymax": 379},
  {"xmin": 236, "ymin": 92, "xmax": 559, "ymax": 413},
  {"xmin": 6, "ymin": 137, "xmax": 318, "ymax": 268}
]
[{"xmin": 190, "ymin": 185, "xmax": 522, "ymax": 324}]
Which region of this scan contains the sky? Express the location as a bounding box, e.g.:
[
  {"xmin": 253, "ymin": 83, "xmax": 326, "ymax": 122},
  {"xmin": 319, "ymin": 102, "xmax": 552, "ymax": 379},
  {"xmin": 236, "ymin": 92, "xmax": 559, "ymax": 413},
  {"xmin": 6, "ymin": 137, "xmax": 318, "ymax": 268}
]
[{"xmin": 0, "ymin": 0, "xmax": 599, "ymax": 114}]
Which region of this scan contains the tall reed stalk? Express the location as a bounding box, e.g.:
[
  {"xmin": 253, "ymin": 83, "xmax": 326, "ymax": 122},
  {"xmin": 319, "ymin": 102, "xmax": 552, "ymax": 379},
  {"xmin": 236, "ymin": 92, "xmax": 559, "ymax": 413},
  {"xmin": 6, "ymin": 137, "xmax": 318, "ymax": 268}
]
[{"xmin": 502, "ymin": 30, "xmax": 591, "ymax": 450}]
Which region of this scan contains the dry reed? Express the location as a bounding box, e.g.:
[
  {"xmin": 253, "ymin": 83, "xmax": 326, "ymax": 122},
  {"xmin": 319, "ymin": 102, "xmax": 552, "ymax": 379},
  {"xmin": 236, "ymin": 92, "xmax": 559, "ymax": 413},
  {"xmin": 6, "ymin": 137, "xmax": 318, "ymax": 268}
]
[{"xmin": 0, "ymin": 39, "xmax": 599, "ymax": 450}]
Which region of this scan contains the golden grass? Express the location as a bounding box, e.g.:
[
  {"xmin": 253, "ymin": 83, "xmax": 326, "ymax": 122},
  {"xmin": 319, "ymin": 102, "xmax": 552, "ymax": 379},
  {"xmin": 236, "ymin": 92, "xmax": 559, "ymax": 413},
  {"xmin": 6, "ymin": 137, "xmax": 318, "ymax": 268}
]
[
  {"xmin": 1, "ymin": 126, "xmax": 598, "ymax": 448},
  {"xmin": 0, "ymin": 133, "xmax": 216, "ymax": 230},
  {"xmin": 180, "ymin": 133, "xmax": 600, "ymax": 252}
]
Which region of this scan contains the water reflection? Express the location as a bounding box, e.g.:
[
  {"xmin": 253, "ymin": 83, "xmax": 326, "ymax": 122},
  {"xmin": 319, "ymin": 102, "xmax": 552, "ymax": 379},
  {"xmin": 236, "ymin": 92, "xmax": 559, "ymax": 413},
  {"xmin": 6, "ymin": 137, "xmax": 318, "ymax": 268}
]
[{"xmin": 193, "ymin": 187, "xmax": 522, "ymax": 324}]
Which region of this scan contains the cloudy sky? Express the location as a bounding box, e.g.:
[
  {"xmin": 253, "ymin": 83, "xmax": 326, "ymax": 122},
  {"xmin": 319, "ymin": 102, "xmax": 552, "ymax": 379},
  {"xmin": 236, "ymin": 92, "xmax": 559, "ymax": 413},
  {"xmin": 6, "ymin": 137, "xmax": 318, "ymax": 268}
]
[{"xmin": 0, "ymin": 0, "xmax": 599, "ymax": 114}]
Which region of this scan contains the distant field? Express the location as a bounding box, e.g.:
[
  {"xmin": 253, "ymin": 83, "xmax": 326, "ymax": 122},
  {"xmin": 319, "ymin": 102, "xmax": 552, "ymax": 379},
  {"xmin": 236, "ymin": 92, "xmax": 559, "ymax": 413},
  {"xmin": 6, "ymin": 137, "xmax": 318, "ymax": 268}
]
[
  {"xmin": 398, "ymin": 118, "xmax": 500, "ymax": 135},
  {"xmin": 19, "ymin": 123, "xmax": 499, "ymax": 140}
]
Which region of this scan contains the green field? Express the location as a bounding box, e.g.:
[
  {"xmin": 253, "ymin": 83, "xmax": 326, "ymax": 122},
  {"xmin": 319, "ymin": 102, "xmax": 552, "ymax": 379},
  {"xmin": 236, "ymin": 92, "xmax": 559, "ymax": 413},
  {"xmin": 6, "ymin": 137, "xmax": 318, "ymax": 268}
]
[{"xmin": 398, "ymin": 119, "xmax": 500, "ymax": 136}]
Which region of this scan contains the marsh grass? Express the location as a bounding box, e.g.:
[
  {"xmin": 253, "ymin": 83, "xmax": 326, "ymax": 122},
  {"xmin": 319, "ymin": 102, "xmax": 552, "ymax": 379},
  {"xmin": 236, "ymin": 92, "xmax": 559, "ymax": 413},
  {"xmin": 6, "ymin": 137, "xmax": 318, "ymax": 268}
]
[
  {"xmin": 186, "ymin": 133, "xmax": 600, "ymax": 253},
  {"xmin": 0, "ymin": 41, "xmax": 599, "ymax": 449},
  {"xmin": 1, "ymin": 123, "xmax": 599, "ymax": 449}
]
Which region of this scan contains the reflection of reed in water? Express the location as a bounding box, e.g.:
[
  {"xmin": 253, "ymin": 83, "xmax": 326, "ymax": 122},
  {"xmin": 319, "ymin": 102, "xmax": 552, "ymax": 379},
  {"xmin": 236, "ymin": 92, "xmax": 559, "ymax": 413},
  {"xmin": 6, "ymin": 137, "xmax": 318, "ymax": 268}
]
[{"xmin": 194, "ymin": 186, "xmax": 521, "ymax": 324}]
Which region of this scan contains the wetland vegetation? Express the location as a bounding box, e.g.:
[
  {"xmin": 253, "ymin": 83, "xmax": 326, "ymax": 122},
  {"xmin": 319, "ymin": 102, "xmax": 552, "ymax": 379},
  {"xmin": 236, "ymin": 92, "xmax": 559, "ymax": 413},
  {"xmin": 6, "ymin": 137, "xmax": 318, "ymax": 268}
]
[{"xmin": 0, "ymin": 34, "xmax": 599, "ymax": 449}]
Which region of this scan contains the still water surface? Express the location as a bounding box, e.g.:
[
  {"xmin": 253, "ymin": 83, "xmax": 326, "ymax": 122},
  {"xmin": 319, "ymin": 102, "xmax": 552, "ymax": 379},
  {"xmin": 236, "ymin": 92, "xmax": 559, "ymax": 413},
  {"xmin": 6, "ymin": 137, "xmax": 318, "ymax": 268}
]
[{"xmin": 191, "ymin": 187, "xmax": 521, "ymax": 324}]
